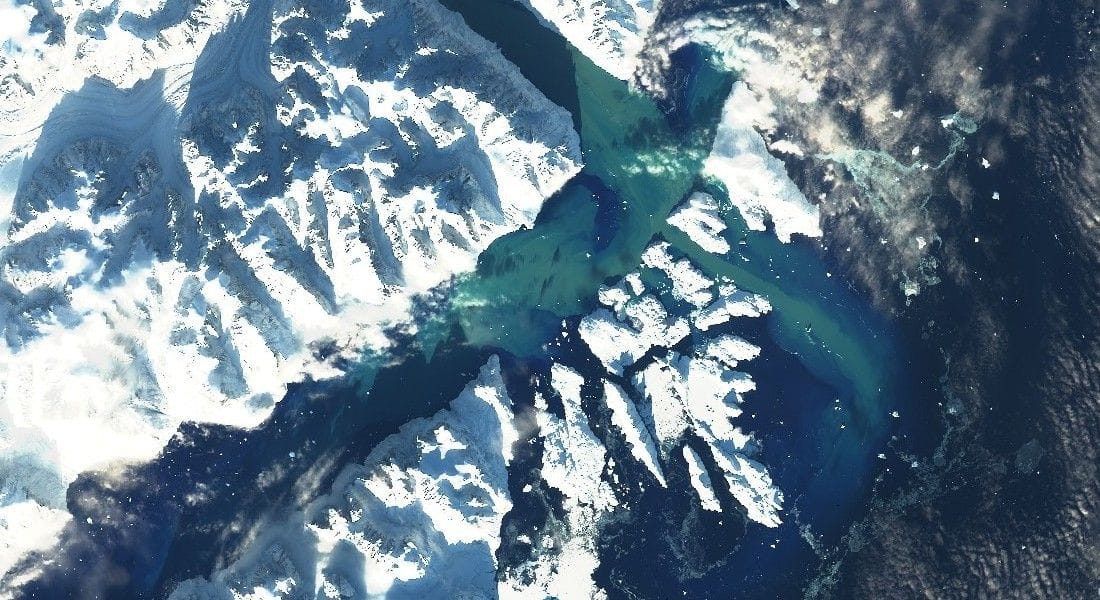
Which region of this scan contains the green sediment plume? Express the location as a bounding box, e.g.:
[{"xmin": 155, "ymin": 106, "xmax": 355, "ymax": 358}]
[
  {"xmin": 446, "ymin": 49, "xmax": 728, "ymax": 355},
  {"xmin": 420, "ymin": 38, "xmax": 901, "ymax": 451}
]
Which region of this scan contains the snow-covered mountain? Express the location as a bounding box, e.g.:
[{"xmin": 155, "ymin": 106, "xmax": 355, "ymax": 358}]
[
  {"xmin": 515, "ymin": 0, "xmax": 660, "ymax": 80},
  {"xmin": 0, "ymin": 0, "xmax": 580, "ymax": 578},
  {"xmin": 171, "ymin": 356, "xmax": 518, "ymax": 599},
  {"xmin": 171, "ymin": 194, "xmax": 784, "ymax": 599}
]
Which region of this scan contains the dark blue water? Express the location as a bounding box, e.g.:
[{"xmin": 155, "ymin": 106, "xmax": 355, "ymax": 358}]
[
  {"xmin": 15, "ymin": 2, "xmax": 944, "ymax": 598},
  {"xmin": 20, "ymin": 326, "xmax": 493, "ymax": 598}
]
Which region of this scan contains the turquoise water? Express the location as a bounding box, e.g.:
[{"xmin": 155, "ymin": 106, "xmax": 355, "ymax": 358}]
[
  {"xmin": 430, "ymin": 1, "xmax": 922, "ymax": 589},
  {"xmin": 436, "ymin": 0, "xmax": 903, "ymax": 476},
  {"xmin": 442, "ymin": 48, "xmax": 720, "ymax": 353},
  {"xmin": 73, "ymin": 3, "xmax": 924, "ymax": 594}
]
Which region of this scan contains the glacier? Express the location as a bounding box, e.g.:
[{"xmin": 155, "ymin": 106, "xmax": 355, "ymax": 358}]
[
  {"xmin": 0, "ymin": 0, "xmax": 810, "ymax": 590},
  {"xmin": 0, "ymin": 0, "xmax": 580, "ymax": 580}
]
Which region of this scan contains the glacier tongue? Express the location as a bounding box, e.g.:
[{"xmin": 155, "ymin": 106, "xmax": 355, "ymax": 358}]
[{"xmin": 0, "ymin": 0, "xmax": 580, "ymax": 579}]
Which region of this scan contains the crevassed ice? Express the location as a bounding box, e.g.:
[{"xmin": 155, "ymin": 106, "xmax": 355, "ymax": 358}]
[{"xmin": 0, "ymin": 0, "xmax": 580, "ymax": 578}]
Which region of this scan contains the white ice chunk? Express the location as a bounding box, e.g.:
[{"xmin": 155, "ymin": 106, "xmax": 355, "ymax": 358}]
[
  {"xmin": 603, "ymin": 380, "xmax": 666, "ymax": 487},
  {"xmin": 667, "ymin": 192, "xmax": 731, "ymax": 255},
  {"xmin": 0, "ymin": 0, "xmax": 582, "ymax": 570},
  {"xmin": 682, "ymin": 446, "xmax": 721, "ymax": 512}
]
